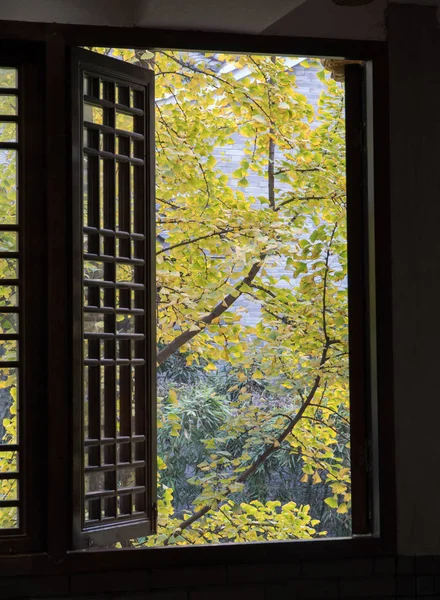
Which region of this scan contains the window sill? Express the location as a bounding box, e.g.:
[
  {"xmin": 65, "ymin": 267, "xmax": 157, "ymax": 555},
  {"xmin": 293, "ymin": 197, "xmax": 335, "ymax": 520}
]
[
  {"xmin": 68, "ymin": 535, "xmax": 394, "ymax": 570},
  {"xmin": 0, "ymin": 535, "xmax": 394, "ymax": 579},
  {"xmin": 0, "ymin": 538, "xmax": 398, "ymax": 600}
]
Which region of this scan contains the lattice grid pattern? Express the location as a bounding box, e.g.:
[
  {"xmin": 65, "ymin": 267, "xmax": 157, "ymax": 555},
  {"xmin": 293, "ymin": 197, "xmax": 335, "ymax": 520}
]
[
  {"xmin": 0, "ymin": 67, "xmax": 20, "ymax": 530},
  {"xmin": 82, "ymin": 72, "xmax": 148, "ymax": 526}
]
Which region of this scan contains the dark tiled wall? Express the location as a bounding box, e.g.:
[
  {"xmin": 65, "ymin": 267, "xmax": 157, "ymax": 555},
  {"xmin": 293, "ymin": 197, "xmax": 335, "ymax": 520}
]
[{"xmin": 3, "ymin": 556, "xmax": 440, "ymax": 600}]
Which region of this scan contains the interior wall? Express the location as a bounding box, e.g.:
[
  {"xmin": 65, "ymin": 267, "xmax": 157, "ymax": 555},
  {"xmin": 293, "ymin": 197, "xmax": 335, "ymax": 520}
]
[
  {"xmin": 263, "ymin": 0, "xmax": 387, "ymax": 40},
  {"xmin": 135, "ymin": 0, "xmax": 307, "ymax": 33},
  {"xmin": 388, "ymin": 3, "xmax": 440, "ymax": 555}
]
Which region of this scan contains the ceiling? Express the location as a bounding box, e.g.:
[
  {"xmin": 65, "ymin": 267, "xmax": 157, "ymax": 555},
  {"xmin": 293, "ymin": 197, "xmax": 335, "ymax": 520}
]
[
  {"xmin": 135, "ymin": 0, "xmax": 310, "ymax": 33},
  {"xmin": 0, "ymin": 0, "xmax": 433, "ymax": 41},
  {"xmin": 0, "ymin": 0, "xmax": 306, "ymax": 31}
]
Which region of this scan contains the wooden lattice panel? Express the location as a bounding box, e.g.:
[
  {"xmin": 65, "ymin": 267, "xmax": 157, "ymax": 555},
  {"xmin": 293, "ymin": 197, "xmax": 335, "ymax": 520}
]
[
  {"xmin": 82, "ymin": 71, "xmax": 150, "ymax": 527},
  {"xmin": 0, "ymin": 67, "xmax": 20, "ymax": 531}
]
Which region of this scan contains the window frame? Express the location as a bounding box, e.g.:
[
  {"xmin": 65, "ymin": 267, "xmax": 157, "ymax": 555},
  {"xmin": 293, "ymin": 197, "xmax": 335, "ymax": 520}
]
[{"xmin": 0, "ymin": 21, "xmax": 395, "ymax": 576}]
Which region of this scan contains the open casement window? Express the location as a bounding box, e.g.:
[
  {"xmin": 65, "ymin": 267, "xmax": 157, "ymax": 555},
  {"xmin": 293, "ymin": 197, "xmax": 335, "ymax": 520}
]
[
  {"xmin": 71, "ymin": 48, "xmax": 157, "ymax": 549},
  {"xmin": 69, "ymin": 52, "xmax": 375, "ymax": 550}
]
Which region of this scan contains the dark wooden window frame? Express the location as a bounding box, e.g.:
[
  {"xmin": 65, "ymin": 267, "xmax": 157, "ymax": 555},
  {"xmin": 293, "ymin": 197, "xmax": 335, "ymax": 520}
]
[{"xmin": 0, "ymin": 21, "xmax": 394, "ymax": 577}]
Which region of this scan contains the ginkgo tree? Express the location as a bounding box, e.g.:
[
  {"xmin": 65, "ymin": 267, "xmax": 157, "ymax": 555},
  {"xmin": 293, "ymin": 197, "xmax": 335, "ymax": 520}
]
[
  {"xmin": 147, "ymin": 50, "xmax": 350, "ymax": 546},
  {"xmin": 0, "ymin": 50, "xmax": 351, "ymax": 544}
]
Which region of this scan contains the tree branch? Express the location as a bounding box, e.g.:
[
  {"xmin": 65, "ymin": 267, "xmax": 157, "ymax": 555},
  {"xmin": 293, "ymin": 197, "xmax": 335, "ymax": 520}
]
[
  {"xmin": 236, "ymin": 343, "xmax": 330, "ymax": 484},
  {"xmin": 268, "ymin": 56, "xmax": 276, "ymax": 211},
  {"xmin": 157, "ymin": 257, "xmax": 265, "ymax": 366},
  {"xmin": 323, "ymin": 223, "xmax": 338, "ymax": 344},
  {"xmin": 275, "ymin": 196, "xmax": 330, "ymax": 212},
  {"xmin": 300, "ymin": 416, "xmax": 349, "ymax": 441},
  {"xmin": 165, "ymin": 224, "xmax": 342, "ymax": 540},
  {"xmin": 156, "ymin": 103, "xmax": 212, "ymax": 204},
  {"xmin": 275, "ymin": 167, "xmax": 321, "ymax": 175},
  {"xmin": 160, "ymin": 51, "xmax": 274, "ymax": 125},
  {"xmin": 308, "ymin": 403, "xmax": 350, "ymax": 426},
  {"xmin": 157, "ymin": 227, "xmax": 236, "ymax": 255},
  {"xmin": 159, "ymin": 51, "xmax": 297, "ymax": 152},
  {"xmin": 165, "ymin": 339, "xmax": 331, "ymax": 542},
  {"xmin": 268, "ymin": 135, "xmax": 275, "ymax": 211}
]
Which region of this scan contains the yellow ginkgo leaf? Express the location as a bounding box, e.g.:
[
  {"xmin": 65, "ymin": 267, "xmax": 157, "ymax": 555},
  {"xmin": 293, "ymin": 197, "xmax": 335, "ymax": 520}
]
[
  {"xmin": 168, "ymin": 389, "xmax": 178, "ymax": 405},
  {"xmin": 331, "ymin": 482, "xmax": 346, "ymax": 495},
  {"xmin": 312, "ymin": 471, "xmax": 322, "ymax": 484}
]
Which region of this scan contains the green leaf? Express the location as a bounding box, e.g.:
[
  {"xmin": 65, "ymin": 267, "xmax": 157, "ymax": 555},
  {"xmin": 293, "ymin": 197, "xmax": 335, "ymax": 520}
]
[{"xmin": 324, "ymin": 496, "xmax": 339, "ymax": 509}]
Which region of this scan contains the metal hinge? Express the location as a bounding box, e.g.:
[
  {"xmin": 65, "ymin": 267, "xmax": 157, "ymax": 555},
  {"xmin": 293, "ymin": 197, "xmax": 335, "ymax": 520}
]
[{"xmin": 152, "ymin": 502, "xmax": 158, "ymax": 531}]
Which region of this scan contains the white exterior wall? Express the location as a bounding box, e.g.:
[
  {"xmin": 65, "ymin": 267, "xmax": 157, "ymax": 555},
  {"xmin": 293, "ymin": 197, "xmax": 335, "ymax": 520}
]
[{"xmin": 213, "ymin": 64, "xmax": 326, "ymax": 327}]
